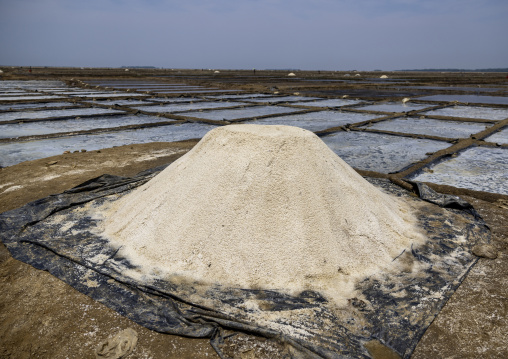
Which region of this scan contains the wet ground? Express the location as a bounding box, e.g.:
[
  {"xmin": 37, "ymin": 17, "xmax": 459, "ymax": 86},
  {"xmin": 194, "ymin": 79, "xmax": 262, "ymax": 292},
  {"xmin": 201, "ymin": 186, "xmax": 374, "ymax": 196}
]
[{"xmin": 0, "ymin": 67, "xmax": 507, "ymax": 358}]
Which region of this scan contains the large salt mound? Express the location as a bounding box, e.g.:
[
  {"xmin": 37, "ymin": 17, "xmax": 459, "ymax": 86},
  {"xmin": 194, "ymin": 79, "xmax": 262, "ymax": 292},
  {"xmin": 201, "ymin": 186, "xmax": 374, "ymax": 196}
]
[{"xmin": 102, "ymin": 124, "xmax": 424, "ymax": 300}]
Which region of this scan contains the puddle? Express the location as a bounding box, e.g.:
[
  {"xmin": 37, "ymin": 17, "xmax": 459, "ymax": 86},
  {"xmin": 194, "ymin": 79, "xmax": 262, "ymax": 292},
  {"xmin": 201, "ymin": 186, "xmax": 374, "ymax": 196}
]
[
  {"xmin": 419, "ymin": 95, "xmax": 508, "ymax": 105},
  {"xmin": 288, "ymin": 98, "xmax": 363, "ymax": 107},
  {"xmin": 244, "ymin": 96, "xmax": 321, "ymax": 103},
  {"xmin": 244, "ymin": 111, "xmax": 375, "ymax": 132},
  {"xmin": 321, "ymin": 131, "xmax": 450, "ymax": 173},
  {"xmin": 181, "ymin": 105, "xmax": 301, "ymax": 121},
  {"xmin": 408, "ymin": 146, "xmax": 508, "ymax": 195},
  {"xmin": 0, "ymin": 102, "xmax": 77, "ymax": 111},
  {"xmin": 422, "ymin": 105, "xmax": 508, "ymax": 121},
  {"xmin": 0, "ymin": 114, "xmax": 173, "ymax": 139},
  {"xmin": 0, "ymin": 108, "xmax": 124, "ymax": 122},
  {"xmin": 363, "ymin": 118, "xmax": 490, "ymax": 138},
  {"xmin": 0, "ymin": 122, "xmax": 217, "ymax": 167},
  {"xmin": 355, "ymin": 102, "xmax": 430, "ymax": 113},
  {"xmin": 484, "ymin": 128, "xmax": 508, "ymax": 145},
  {"xmin": 133, "ymin": 101, "xmax": 249, "ymax": 113}
]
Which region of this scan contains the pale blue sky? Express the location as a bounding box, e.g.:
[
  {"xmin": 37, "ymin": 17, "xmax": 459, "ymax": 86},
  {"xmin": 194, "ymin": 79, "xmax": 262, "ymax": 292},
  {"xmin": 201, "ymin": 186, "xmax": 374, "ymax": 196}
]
[{"xmin": 0, "ymin": 0, "xmax": 506, "ymax": 70}]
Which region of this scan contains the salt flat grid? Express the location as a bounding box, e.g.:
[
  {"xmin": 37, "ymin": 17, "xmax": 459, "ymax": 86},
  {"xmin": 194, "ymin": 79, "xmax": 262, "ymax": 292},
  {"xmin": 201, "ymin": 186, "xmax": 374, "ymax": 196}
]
[{"xmin": 1, "ymin": 78, "xmax": 507, "ymax": 196}]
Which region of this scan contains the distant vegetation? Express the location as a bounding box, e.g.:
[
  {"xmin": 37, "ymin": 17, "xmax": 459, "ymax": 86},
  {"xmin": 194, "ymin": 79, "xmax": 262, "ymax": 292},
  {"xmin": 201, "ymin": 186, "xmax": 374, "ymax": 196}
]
[{"xmin": 399, "ymin": 68, "xmax": 508, "ymax": 72}]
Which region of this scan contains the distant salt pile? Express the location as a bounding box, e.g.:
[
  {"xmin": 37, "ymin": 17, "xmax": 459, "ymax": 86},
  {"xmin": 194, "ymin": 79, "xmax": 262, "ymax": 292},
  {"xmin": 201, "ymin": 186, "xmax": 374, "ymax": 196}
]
[{"xmin": 102, "ymin": 125, "xmax": 425, "ymax": 301}]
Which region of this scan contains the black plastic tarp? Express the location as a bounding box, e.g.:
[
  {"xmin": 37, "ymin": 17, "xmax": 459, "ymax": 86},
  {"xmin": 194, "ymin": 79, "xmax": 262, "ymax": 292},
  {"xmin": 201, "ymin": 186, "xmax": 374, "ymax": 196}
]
[{"xmin": 0, "ymin": 166, "xmax": 491, "ymax": 358}]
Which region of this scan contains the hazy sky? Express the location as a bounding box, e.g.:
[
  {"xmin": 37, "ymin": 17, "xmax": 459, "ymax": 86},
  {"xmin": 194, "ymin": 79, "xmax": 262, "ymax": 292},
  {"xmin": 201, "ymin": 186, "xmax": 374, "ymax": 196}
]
[{"xmin": 1, "ymin": 0, "xmax": 507, "ymax": 70}]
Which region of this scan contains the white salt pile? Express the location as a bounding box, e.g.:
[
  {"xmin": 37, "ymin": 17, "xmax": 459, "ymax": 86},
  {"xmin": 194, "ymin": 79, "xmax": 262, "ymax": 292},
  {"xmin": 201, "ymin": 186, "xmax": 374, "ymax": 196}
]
[{"xmin": 101, "ymin": 125, "xmax": 425, "ymax": 302}]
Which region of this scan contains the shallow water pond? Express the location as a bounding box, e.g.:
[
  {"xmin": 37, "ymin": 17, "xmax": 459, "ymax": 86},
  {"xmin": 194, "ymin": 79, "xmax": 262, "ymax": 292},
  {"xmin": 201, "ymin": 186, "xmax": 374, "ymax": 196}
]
[
  {"xmin": 408, "ymin": 146, "xmax": 508, "ymax": 195},
  {"xmin": 419, "ymin": 95, "xmax": 508, "ymax": 105},
  {"xmin": 0, "ymin": 95, "xmax": 64, "ymax": 101},
  {"xmin": 181, "ymin": 106, "xmax": 301, "ymax": 121},
  {"xmin": 0, "ymin": 114, "xmax": 173, "ymax": 139},
  {"xmin": 289, "ymin": 98, "xmax": 363, "ymax": 108},
  {"xmin": 321, "ymin": 131, "xmax": 450, "ymax": 173},
  {"xmin": 244, "ymin": 111, "xmax": 375, "ymax": 132},
  {"xmin": 0, "ymin": 102, "xmax": 77, "ymax": 111},
  {"xmin": 355, "ymin": 102, "xmax": 430, "ymax": 113},
  {"xmin": 0, "ymin": 108, "xmax": 124, "ymax": 122},
  {"xmin": 134, "ymin": 101, "xmax": 248, "ymax": 113},
  {"xmin": 0, "ymin": 122, "xmax": 217, "ymax": 167},
  {"xmin": 245, "ymin": 96, "xmax": 321, "ymax": 103},
  {"xmin": 422, "ymin": 105, "xmax": 508, "ymax": 121},
  {"xmin": 484, "ymin": 128, "xmax": 508, "ymax": 145},
  {"xmin": 363, "ymin": 118, "xmax": 491, "ymax": 138}
]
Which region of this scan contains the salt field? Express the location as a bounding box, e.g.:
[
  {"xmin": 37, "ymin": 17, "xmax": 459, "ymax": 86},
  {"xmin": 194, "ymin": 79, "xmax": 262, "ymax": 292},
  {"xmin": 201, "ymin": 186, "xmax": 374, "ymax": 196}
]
[
  {"xmin": 244, "ymin": 111, "xmax": 376, "ymax": 131},
  {"xmin": 409, "ymin": 146, "xmax": 508, "ymax": 195},
  {"xmin": 363, "ymin": 118, "xmax": 491, "ymax": 138},
  {"xmin": 420, "ymin": 94, "xmax": 508, "ymax": 105},
  {"xmin": 0, "ymin": 114, "xmax": 174, "ymax": 139},
  {"xmin": 422, "ymin": 105, "xmax": 508, "ymax": 121},
  {"xmin": 133, "ymin": 101, "xmax": 250, "ymax": 113},
  {"xmin": 0, "ymin": 122, "xmax": 216, "ymax": 167},
  {"xmin": 0, "ymin": 107, "xmax": 124, "ymax": 122},
  {"xmin": 0, "ymin": 75, "xmax": 507, "ymax": 194},
  {"xmin": 321, "ymin": 131, "xmax": 451, "ymax": 173},
  {"xmin": 1, "ymin": 70, "xmax": 508, "ymax": 359},
  {"xmin": 355, "ymin": 102, "xmax": 430, "ymax": 113},
  {"xmin": 181, "ymin": 105, "xmax": 301, "ymax": 120}
]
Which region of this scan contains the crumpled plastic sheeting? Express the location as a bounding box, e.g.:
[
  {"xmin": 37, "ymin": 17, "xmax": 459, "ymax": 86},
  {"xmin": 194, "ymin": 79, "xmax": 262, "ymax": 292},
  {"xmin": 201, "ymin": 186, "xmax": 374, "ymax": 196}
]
[{"xmin": 0, "ymin": 167, "xmax": 491, "ymax": 359}]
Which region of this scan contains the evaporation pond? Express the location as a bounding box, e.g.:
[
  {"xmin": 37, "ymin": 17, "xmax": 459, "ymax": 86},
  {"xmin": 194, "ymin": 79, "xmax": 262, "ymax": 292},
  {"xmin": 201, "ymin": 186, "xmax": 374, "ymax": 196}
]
[
  {"xmin": 0, "ymin": 108, "xmax": 124, "ymax": 121},
  {"xmin": 419, "ymin": 95, "xmax": 508, "ymax": 105},
  {"xmin": 203, "ymin": 94, "xmax": 272, "ymax": 100},
  {"xmin": 0, "ymin": 122, "xmax": 217, "ymax": 167},
  {"xmin": 288, "ymin": 98, "xmax": 363, "ymax": 107},
  {"xmin": 69, "ymin": 93, "xmax": 146, "ymax": 98},
  {"xmin": 422, "ymin": 106, "xmax": 508, "ymax": 121},
  {"xmin": 181, "ymin": 106, "xmax": 300, "ymax": 120},
  {"xmin": 83, "ymin": 99, "xmax": 157, "ymax": 106},
  {"xmin": 409, "ymin": 146, "xmax": 508, "ymax": 195},
  {"xmin": 0, "ymin": 114, "xmax": 173, "ymax": 139},
  {"xmin": 363, "ymin": 118, "xmax": 491, "ymax": 138},
  {"xmin": 0, "ymin": 81, "xmax": 65, "ymax": 89},
  {"xmin": 244, "ymin": 111, "xmax": 375, "ymax": 132},
  {"xmin": 148, "ymin": 98, "xmax": 207, "ymax": 103},
  {"xmin": 0, "ymin": 95, "xmax": 63, "ymax": 101},
  {"xmin": 133, "ymin": 101, "xmax": 249, "ymax": 113},
  {"xmin": 484, "ymin": 128, "xmax": 508, "ymax": 145},
  {"xmin": 321, "ymin": 131, "xmax": 450, "ymax": 173},
  {"xmin": 355, "ymin": 102, "xmax": 430, "ymax": 113},
  {"xmin": 245, "ymin": 96, "xmax": 321, "ymax": 103},
  {"xmin": 0, "ymin": 102, "xmax": 76, "ymax": 111}
]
